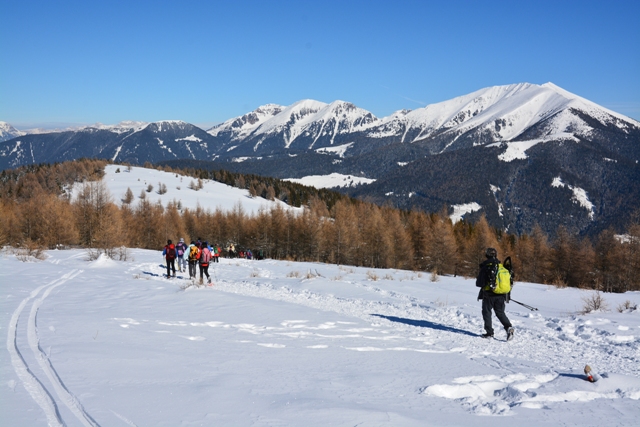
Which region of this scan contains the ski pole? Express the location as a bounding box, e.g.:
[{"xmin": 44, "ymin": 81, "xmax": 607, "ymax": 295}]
[{"xmin": 511, "ymin": 299, "xmax": 538, "ymax": 311}]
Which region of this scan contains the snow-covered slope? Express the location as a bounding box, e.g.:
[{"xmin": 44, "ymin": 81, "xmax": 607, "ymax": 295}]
[
  {"xmin": 284, "ymin": 172, "xmax": 376, "ymax": 189},
  {"xmin": 207, "ymin": 104, "xmax": 284, "ymax": 140},
  {"xmin": 363, "ymin": 82, "xmax": 640, "ymax": 146},
  {"xmin": 80, "ymin": 164, "xmax": 301, "ymax": 215},
  {"xmin": 87, "ymin": 120, "xmax": 149, "ymax": 134},
  {"xmin": 210, "ymin": 99, "xmax": 379, "ymax": 154},
  {"xmin": 2, "ymin": 249, "xmax": 639, "ymax": 426},
  {"xmin": 0, "ymin": 121, "xmax": 24, "ymax": 142}
]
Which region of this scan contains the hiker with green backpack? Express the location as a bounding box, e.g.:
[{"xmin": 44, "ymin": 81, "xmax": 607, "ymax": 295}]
[{"xmin": 476, "ymin": 247, "xmax": 515, "ymax": 340}]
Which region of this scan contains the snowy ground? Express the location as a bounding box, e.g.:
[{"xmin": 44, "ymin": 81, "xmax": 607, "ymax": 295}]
[{"xmin": 2, "ymin": 249, "xmax": 639, "ymax": 426}]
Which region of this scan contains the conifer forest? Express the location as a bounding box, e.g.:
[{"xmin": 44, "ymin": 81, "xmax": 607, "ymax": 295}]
[{"xmin": 1, "ymin": 159, "xmax": 639, "ymax": 292}]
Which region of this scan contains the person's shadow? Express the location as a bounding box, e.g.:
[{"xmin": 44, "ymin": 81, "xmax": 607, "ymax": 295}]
[{"xmin": 371, "ymin": 314, "xmax": 478, "ymax": 337}]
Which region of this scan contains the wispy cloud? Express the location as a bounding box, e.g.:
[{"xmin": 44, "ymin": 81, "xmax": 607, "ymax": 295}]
[
  {"xmin": 602, "ymin": 102, "xmax": 640, "ymax": 120},
  {"xmin": 380, "ymin": 85, "xmax": 426, "ymax": 107}
]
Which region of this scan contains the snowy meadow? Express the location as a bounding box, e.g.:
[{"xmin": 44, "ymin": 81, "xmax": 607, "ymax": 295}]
[{"xmin": 2, "ymin": 248, "xmax": 639, "ymax": 427}]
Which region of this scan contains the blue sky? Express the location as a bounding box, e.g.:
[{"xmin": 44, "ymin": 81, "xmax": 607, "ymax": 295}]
[{"xmin": 1, "ymin": 0, "xmax": 638, "ymax": 129}]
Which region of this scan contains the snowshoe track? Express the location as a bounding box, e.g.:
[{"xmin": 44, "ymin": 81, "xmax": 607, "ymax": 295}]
[{"xmin": 7, "ymin": 269, "xmax": 100, "ymax": 427}]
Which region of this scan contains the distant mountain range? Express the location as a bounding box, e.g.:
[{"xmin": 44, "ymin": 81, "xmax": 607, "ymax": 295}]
[{"xmin": 2, "ymin": 82, "xmax": 639, "ymax": 237}]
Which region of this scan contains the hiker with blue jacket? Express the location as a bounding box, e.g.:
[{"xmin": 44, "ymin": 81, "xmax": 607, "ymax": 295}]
[{"xmin": 476, "ymin": 247, "xmax": 514, "ymax": 340}]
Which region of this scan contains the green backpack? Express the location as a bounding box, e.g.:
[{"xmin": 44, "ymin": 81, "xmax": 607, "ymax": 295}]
[{"xmin": 493, "ymin": 264, "xmax": 512, "ymax": 294}]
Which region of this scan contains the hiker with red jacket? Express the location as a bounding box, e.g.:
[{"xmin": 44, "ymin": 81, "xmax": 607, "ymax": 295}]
[
  {"xmin": 162, "ymin": 239, "xmax": 177, "ymax": 278},
  {"xmin": 198, "ymin": 241, "xmax": 212, "ymax": 285}
]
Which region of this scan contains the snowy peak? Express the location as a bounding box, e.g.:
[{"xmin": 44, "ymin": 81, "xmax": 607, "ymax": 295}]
[
  {"xmin": 207, "ymin": 104, "xmax": 284, "ymax": 139},
  {"xmin": 203, "ymin": 82, "xmax": 639, "ymax": 158},
  {"xmin": 83, "ymin": 121, "xmax": 150, "ymax": 134},
  {"xmin": 0, "ymin": 121, "xmax": 24, "ymax": 142},
  {"xmin": 361, "ymin": 82, "xmax": 640, "ymax": 145}
]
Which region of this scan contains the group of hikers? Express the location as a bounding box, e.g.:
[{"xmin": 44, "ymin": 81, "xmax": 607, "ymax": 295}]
[
  {"xmin": 225, "ymin": 243, "xmax": 262, "ymax": 260},
  {"xmin": 162, "ymin": 238, "xmax": 222, "ymax": 284}
]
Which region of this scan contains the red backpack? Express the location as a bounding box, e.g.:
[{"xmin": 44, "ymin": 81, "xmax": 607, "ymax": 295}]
[{"xmin": 166, "ymin": 244, "xmax": 176, "ymax": 260}]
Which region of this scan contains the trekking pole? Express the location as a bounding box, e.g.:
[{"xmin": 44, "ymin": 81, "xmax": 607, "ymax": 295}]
[{"xmin": 511, "ymin": 299, "xmax": 538, "ymax": 311}]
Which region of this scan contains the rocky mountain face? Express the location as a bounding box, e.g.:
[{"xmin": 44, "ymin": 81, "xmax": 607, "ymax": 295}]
[{"xmin": 2, "ymin": 83, "xmax": 639, "ymax": 236}]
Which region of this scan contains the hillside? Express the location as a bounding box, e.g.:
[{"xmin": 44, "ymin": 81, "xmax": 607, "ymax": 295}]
[{"xmin": 94, "ymin": 164, "xmax": 300, "ymax": 216}]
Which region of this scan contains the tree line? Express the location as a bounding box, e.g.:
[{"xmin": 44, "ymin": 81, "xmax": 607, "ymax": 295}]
[{"xmin": 1, "ymin": 159, "xmax": 639, "ymax": 292}]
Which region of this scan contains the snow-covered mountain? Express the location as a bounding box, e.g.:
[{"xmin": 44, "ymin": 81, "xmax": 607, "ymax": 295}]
[
  {"xmin": 363, "ymin": 82, "xmax": 627, "ymax": 145},
  {"xmin": 199, "ymin": 83, "xmax": 639, "ymax": 162},
  {"xmin": 0, "ymin": 121, "xmax": 24, "ymax": 142},
  {"xmin": 208, "ymin": 104, "xmax": 284, "ymax": 142},
  {"xmin": 208, "ymin": 100, "xmax": 378, "ymax": 156},
  {"xmin": 2, "ymin": 82, "xmax": 639, "ymax": 236},
  {"xmin": 0, "ymin": 120, "xmax": 221, "ymax": 169}
]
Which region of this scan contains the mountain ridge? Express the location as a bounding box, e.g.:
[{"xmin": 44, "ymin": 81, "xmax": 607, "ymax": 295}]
[{"xmin": 2, "ymin": 82, "xmax": 639, "ymax": 237}]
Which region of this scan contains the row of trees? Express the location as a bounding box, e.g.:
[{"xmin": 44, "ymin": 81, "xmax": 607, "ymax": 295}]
[{"xmin": 1, "ymin": 160, "xmax": 639, "ymax": 292}]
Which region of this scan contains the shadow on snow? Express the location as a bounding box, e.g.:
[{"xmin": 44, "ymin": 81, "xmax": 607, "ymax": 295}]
[{"xmin": 371, "ymin": 314, "xmax": 478, "ymax": 337}]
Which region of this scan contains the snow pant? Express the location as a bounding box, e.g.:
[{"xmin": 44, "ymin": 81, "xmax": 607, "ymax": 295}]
[
  {"xmin": 177, "ymin": 257, "xmax": 187, "ymax": 272},
  {"xmin": 213, "ymin": 255, "xmax": 219, "ymax": 263},
  {"xmin": 199, "ymin": 264, "xmax": 210, "ymax": 283},
  {"xmin": 166, "ymin": 258, "xmax": 176, "ymax": 277},
  {"xmin": 188, "ymin": 260, "xmax": 197, "ymax": 278},
  {"xmin": 482, "ymin": 294, "xmax": 512, "ymax": 335}
]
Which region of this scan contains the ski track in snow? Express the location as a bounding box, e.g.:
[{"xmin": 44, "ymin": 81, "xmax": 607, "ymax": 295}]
[
  {"xmin": 7, "ymin": 268, "xmax": 102, "ymax": 427},
  {"xmin": 7, "ymin": 281, "xmax": 66, "ymax": 427},
  {"xmin": 27, "ymin": 270, "xmax": 100, "ymax": 427}
]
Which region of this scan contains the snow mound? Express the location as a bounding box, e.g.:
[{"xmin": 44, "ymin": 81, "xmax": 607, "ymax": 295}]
[
  {"xmin": 88, "ymin": 253, "xmax": 118, "ymax": 268},
  {"xmin": 424, "ymin": 371, "xmax": 640, "ymax": 415}
]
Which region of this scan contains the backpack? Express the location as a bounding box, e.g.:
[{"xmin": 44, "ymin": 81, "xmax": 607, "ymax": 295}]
[
  {"xmin": 484, "ymin": 261, "xmax": 512, "ymax": 294},
  {"xmin": 200, "ymin": 248, "xmax": 211, "ymax": 265},
  {"xmin": 188, "ymin": 245, "xmax": 199, "ymax": 261},
  {"xmin": 166, "ymin": 244, "xmax": 176, "ymax": 260},
  {"xmin": 177, "ymin": 243, "xmax": 186, "ymax": 257}
]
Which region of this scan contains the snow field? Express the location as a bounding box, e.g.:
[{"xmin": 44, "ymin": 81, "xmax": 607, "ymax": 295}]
[{"xmin": 2, "ymin": 248, "xmax": 639, "ymax": 426}]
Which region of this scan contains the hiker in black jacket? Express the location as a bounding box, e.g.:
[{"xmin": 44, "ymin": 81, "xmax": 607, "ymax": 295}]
[{"xmin": 476, "ymin": 247, "xmax": 514, "ymax": 340}]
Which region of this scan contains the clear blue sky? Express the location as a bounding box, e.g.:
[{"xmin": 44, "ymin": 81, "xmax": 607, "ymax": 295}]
[{"xmin": 1, "ymin": 0, "xmax": 639, "ymax": 129}]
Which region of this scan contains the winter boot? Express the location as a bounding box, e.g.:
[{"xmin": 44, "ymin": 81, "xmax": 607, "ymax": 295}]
[
  {"xmin": 199, "ymin": 277, "xmax": 203, "ymax": 285},
  {"xmin": 506, "ymin": 327, "xmax": 515, "ymax": 341},
  {"xmin": 481, "ymin": 332, "xmax": 494, "ymax": 339}
]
